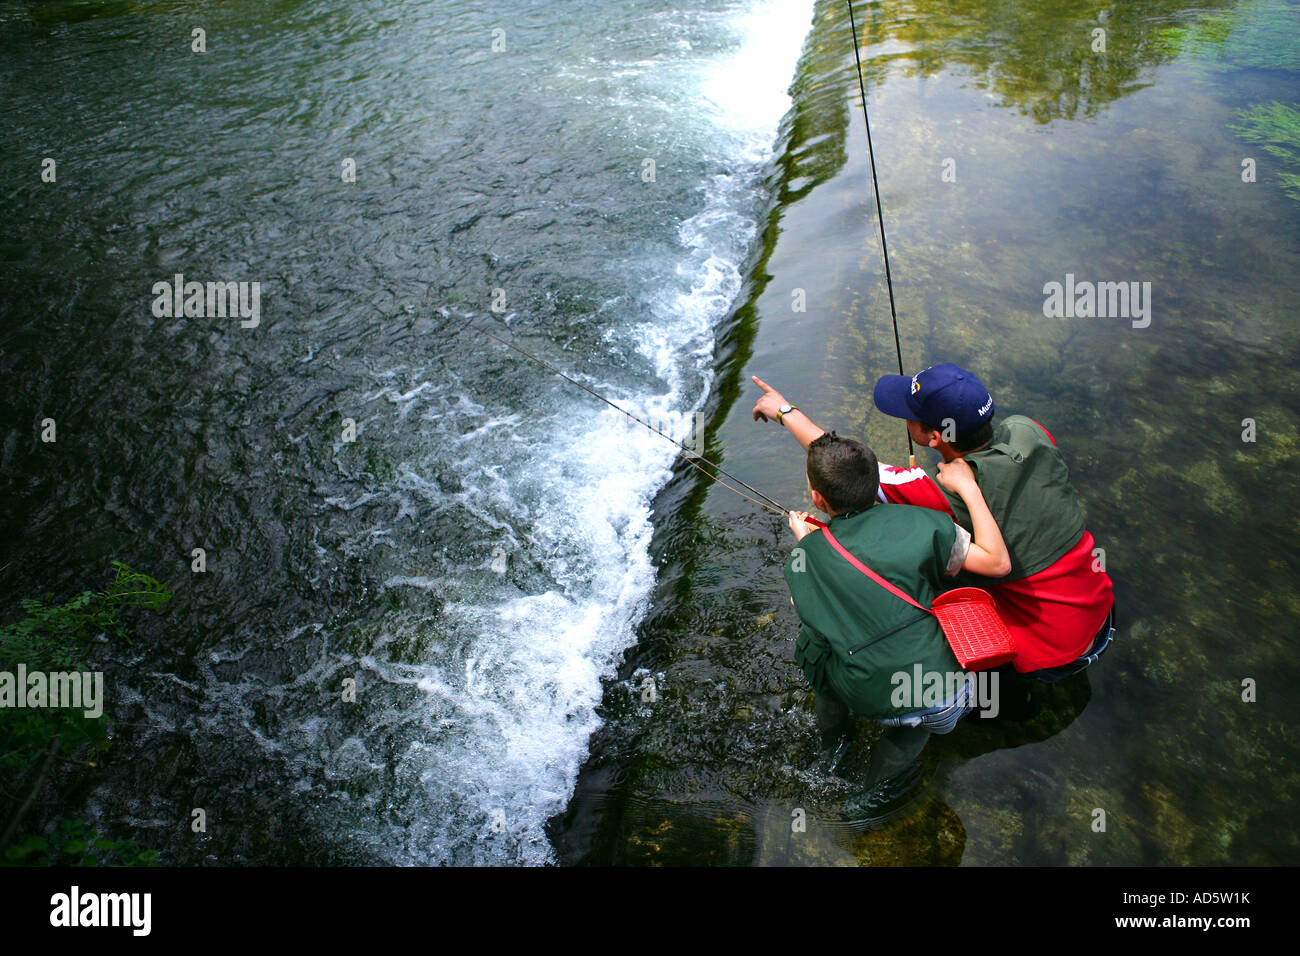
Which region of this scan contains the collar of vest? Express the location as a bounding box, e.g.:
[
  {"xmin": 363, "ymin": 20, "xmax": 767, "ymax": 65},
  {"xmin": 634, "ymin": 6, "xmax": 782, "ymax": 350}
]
[{"xmin": 828, "ymin": 503, "xmax": 878, "ymax": 523}]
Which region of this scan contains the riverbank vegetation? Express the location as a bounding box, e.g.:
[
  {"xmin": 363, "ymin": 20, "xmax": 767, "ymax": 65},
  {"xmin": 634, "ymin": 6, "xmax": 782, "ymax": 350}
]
[{"xmin": 1, "ymin": 563, "xmax": 169, "ymax": 865}]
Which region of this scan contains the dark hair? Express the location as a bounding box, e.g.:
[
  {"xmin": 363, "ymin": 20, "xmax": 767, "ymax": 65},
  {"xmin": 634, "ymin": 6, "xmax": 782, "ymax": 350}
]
[
  {"xmin": 807, "ymin": 432, "xmax": 879, "ymax": 513},
  {"xmin": 922, "ymin": 416, "xmax": 995, "ymax": 454}
]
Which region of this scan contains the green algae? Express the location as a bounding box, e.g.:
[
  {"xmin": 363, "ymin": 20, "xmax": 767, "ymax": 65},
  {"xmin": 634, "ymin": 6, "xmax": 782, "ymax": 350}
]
[
  {"xmin": 1232, "ymin": 101, "xmax": 1300, "ymax": 202},
  {"xmin": 1154, "ymin": 0, "xmax": 1300, "ymax": 73}
]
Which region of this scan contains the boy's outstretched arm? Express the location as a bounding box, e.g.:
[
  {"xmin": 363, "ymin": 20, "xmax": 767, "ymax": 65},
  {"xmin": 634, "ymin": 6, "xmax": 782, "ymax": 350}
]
[
  {"xmin": 936, "ymin": 459, "xmax": 1012, "ymax": 578},
  {"xmin": 751, "ymin": 375, "xmax": 827, "ymax": 450}
]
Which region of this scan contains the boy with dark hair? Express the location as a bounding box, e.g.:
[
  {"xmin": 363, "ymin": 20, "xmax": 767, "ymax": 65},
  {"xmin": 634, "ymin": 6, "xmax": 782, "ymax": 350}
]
[{"xmin": 784, "ymin": 432, "xmax": 1009, "ymax": 778}]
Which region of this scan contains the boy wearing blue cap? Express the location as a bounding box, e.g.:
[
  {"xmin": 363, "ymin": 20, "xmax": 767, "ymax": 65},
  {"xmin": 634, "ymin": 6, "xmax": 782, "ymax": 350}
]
[{"xmin": 753, "ymin": 365, "xmax": 1115, "ymax": 684}]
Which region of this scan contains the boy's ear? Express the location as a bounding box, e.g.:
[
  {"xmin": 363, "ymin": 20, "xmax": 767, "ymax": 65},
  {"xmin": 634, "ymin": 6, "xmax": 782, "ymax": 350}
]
[{"xmin": 811, "ymin": 488, "xmax": 830, "ymax": 515}]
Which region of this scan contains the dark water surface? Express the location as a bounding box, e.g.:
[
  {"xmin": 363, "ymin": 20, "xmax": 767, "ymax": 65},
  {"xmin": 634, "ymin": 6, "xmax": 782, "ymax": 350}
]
[
  {"xmin": 554, "ymin": 0, "xmax": 1300, "ymax": 865},
  {"xmin": 1, "ymin": 0, "xmax": 812, "ymax": 863}
]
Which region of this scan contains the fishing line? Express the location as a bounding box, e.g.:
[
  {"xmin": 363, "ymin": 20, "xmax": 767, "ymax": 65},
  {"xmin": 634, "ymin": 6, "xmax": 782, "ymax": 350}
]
[
  {"xmin": 477, "ymin": 326, "xmax": 799, "ymax": 518},
  {"xmin": 673, "ymin": 449, "xmax": 791, "ymax": 519},
  {"xmin": 845, "ymin": 0, "xmax": 916, "ymax": 467}
]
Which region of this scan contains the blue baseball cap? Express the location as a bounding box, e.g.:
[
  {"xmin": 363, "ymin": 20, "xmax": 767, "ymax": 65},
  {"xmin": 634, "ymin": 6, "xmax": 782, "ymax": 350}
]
[{"xmin": 873, "ymin": 363, "xmax": 995, "ymax": 436}]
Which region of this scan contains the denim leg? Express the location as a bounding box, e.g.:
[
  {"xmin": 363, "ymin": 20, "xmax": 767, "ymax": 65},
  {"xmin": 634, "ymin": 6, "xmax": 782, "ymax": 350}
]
[{"xmin": 876, "ymin": 672, "xmax": 976, "ymax": 733}]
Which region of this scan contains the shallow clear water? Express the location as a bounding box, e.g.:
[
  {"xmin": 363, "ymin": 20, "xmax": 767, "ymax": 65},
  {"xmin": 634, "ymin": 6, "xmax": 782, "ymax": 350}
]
[{"xmin": 555, "ymin": 0, "xmax": 1300, "ymax": 865}]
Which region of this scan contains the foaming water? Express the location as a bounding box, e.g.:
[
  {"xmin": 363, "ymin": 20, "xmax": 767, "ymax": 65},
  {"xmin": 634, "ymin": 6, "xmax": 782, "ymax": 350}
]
[{"xmin": 387, "ymin": 0, "xmax": 817, "ymax": 864}]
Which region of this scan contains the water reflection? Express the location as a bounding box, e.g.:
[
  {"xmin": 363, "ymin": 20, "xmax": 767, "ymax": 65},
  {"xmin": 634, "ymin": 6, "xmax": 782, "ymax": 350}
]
[{"xmin": 847, "ymin": 0, "xmax": 1240, "ymax": 122}]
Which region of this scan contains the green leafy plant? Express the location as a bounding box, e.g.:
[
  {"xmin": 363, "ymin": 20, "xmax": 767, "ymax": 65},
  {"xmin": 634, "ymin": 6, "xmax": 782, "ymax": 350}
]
[
  {"xmin": 0, "ymin": 562, "xmax": 169, "ymax": 670},
  {"xmin": 0, "ymin": 563, "xmax": 170, "ymax": 864},
  {"xmin": 4, "ymin": 818, "xmax": 159, "ymax": 867}
]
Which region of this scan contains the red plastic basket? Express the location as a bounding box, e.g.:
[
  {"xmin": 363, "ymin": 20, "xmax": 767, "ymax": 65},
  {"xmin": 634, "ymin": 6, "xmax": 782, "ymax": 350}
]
[{"xmin": 930, "ymin": 587, "xmax": 1017, "ymax": 670}]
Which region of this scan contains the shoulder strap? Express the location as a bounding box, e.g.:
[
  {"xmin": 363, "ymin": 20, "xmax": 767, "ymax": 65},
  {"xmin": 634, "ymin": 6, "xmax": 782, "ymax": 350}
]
[{"xmin": 819, "ymin": 525, "xmax": 932, "ymax": 614}]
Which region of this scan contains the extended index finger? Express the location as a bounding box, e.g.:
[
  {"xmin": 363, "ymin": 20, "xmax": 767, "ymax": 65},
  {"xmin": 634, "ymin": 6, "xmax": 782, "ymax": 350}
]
[{"xmin": 751, "ymin": 375, "xmax": 774, "ymax": 393}]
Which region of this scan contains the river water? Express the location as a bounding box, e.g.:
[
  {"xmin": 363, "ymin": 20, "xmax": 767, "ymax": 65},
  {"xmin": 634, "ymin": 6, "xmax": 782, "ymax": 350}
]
[
  {"xmin": 3, "ymin": 0, "xmax": 1298, "ymax": 866},
  {"xmin": 1, "ymin": 0, "xmax": 813, "ymax": 864}
]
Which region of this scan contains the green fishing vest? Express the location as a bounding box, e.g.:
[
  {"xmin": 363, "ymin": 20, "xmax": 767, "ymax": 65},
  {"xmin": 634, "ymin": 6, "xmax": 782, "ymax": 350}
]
[
  {"xmin": 934, "ymin": 414, "xmax": 1086, "ymax": 583},
  {"xmin": 784, "ymin": 504, "xmax": 962, "ymax": 721}
]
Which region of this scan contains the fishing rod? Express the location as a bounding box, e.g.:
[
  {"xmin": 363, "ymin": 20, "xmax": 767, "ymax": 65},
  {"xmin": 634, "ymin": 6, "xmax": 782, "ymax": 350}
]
[
  {"xmin": 478, "ymin": 326, "xmax": 815, "ymax": 523},
  {"xmin": 845, "ymin": 0, "xmax": 916, "ymax": 469}
]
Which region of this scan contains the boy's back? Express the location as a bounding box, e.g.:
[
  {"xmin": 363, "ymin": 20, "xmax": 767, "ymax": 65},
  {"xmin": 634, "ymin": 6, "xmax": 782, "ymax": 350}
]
[{"xmin": 784, "ymin": 503, "xmax": 962, "ymax": 721}]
